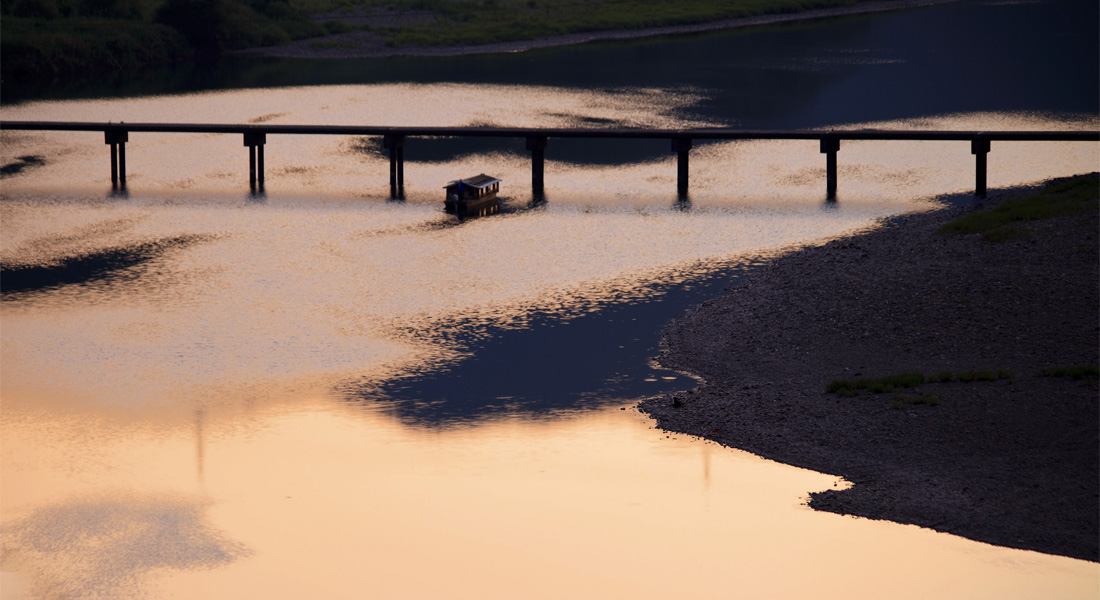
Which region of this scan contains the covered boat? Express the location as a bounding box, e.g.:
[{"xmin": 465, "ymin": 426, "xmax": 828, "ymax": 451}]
[{"xmin": 444, "ymin": 174, "xmax": 501, "ymax": 218}]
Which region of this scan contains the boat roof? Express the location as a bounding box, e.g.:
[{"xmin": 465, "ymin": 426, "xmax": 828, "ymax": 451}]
[{"xmin": 444, "ymin": 173, "xmax": 501, "ymax": 189}]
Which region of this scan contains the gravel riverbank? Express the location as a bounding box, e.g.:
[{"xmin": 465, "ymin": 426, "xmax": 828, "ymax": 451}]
[{"xmin": 640, "ymin": 175, "xmax": 1099, "ymax": 562}]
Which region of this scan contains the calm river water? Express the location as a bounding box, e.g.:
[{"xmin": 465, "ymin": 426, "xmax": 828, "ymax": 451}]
[{"xmin": 2, "ymin": 0, "xmax": 1098, "ymax": 598}]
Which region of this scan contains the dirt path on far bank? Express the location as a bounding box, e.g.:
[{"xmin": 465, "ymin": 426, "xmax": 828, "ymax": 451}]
[
  {"xmin": 640, "ymin": 175, "xmax": 1099, "ymax": 562},
  {"xmin": 233, "ymin": 0, "xmax": 958, "ymax": 60}
]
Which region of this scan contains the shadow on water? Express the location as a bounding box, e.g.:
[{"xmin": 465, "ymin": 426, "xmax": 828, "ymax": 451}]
[
  {"xmin": 1, "ymin": 494, "xmax": 250, "ymax": 599},
  {"xmin": 0, "ymin": 235, "xmax": 214, "ymax": 298},
  {"xmin": 1, "ymin": 156, "xmax": 46, "ymax": 177},
  {"xmin": 354, "ymin": 136, "xmax": 671, "ymax": 167},
  {"xmin": 341, "ymin": 259, "xmax": 768, "ymax": 428},
  {"xmin": 342, "ymin": 186, "xmax": 990, "ymax": 428}
]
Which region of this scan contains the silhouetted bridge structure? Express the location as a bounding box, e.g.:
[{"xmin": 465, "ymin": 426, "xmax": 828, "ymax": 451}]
[{"xmin": 2, "ymin": 121, "xmax": 1097, "ymax": 199}]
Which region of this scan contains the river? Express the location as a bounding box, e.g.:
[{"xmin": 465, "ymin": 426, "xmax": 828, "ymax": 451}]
[{"xmin": 1, "ymin": 0, "xmax": 1098, "ymax": 598}]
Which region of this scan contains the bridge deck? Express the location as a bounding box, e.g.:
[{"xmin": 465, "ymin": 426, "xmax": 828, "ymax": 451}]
[{"xmin": 2, "ymin": 120, "xmax": 1097, "ymax": 198}]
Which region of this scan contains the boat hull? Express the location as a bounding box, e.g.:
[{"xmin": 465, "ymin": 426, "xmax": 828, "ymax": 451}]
[{"xmin": 445, "ymin": 193, "xmax": 500, "ymax": 218}]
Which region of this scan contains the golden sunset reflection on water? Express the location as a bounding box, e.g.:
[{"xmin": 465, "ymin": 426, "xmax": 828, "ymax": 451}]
[
  {"xmin": 2, "ymin": 85, "xmax": 1098, "ymax": 598},
  {"xmin": 3, "ymin": 397, "xmax": 1097, "ymax": 599}
]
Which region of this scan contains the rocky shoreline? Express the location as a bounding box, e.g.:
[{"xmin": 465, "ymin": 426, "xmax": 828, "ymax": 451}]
[
  {"xmin": 233, "ymin": 0, "xmax": 958, "ymax": 60},
  {"xmin": 640, "ymin": 175, "xmax": 1099, "ymax": 562}
]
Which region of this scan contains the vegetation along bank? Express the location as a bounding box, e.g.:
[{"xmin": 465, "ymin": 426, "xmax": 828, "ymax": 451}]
[{"xmin": 4, "ymin": 0, "xmax": 927, "ymax": 93}]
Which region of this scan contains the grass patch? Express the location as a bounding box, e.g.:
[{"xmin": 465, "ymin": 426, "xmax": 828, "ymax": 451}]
[
  {"xmin": 826, "ymin": 372, "xmax": 925, "ymax": 397},
  {"xmin": 1039, "ymin": 365, "xmax": 1100, "ymax": 380},
  {"xmin": 955, "ymin": 369, "xmax": 1013, "ymax": 382},
  {"xmin": 890, "ymin": 391, "xmax": 940, "ymax": 409},
  {"xmin": 827, "ymin": 369, "xmax": 1013, "ymax": 404},
  {"xmin": 827, "ymin": 369, "xmax": 1013, "ymax": 392},
  {"xmin": 374, "ymin": 0, "xmax": 863, "ymax": 48},
  {"xmin": 980, "ymin": 224, "xmax": 1030, "ymax": 242},
  {"xmin": 929, "ymin": 370, "xmax": 954, "ymax": 383},
  {"xmin": 939, "ymin": 176, "xmax": 1100, "ymax": 241}
]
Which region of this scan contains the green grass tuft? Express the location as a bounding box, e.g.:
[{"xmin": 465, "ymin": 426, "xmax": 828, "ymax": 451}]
[
  {"xmin": 939, "ymin": 177, "xmax": 1100, "ymax": 241},
  {"xmin": 953, "ymin": 369, "xmax": 1013, "ymax": 382},
  {"xmin": 889, "ymin": 391, "xmax": 940, "ymax": 408},
  {"xmin": 980, "ymin": 225, "xmax": 1030, "ymax": 242},
  {"xmin": 931, "ymin": 370, "xmax": 954, "ymax": 383},
  {"xmin": 1039, "ymin": 365, "xmax": 1100, "ymax": 380},
  {"xmin": 828, "ymin": 368, "xmax": 1012, "ymax": 401},
  {"xmin": 826, "ymin": 372, "xmax": 925, "ymax": 396}
]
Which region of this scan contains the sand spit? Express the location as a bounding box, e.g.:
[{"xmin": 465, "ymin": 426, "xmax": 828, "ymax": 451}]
[
  {"xmin": 232, "ymin": 0, "xmax": 959, "ymax": 60},
  {"xmin": 640, "ymin": 175, "xmax": 1099, "ymax": 562}
]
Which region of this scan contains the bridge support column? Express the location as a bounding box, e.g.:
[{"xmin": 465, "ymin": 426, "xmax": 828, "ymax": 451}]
[
  {"xmin": 672, "ymin": 137, "xmax": 692, "ymax": 199},
  {"xmin": 820, "ymin": 136, "xmax": 840, "ymax": 200},
  {"xmin": 527, "ymin": 136, "xmax": 547, "ymax": 200},
  {"xmin": 384, "ymin": 134, "xmax": 406, "ymax": 199},
  {"xmin": 972, "ymin": 137, "xmax": 990, "ymax": 197},
  {"xmin": 105, "ymin": 128, "xmax": 128, "ymax": 190},
  {"xmin": 245, "ymin": 131, "xmax": 266, "ymax": 194}
]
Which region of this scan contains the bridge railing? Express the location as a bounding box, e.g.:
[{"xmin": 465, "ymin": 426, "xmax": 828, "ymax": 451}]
[{"xmin": 2, "ymin": 120, "xmax": 1097, "ymax": 199}]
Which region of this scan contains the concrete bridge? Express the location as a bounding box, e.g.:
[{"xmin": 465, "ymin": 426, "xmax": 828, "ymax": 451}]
[{"xmin": 2, "ymin": 120, "xmax": 1096, "ymax": 199}]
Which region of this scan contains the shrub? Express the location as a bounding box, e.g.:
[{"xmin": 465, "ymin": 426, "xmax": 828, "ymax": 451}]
[
  {"xmin": 7, "ymin": 0, "xmax": 60, "ymax": 18},
  {"xmin": 1, "ymin": 17, "xmax": 191, "ymax": 84},
  {"xmin": 155, "ymin": 0, "xmax": 237, "ymax": 56}
]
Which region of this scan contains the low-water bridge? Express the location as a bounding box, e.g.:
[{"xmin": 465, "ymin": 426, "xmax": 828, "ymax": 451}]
[{"xmin": 2, "ymin": 121, "xmax": 1096, "ymax": 199}]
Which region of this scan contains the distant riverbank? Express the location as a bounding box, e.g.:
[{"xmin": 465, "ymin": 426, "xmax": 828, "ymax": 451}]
[
  {"xmin": 2, "ymin": 0, "xmax": 953, "ymax": 102},
  {"xmin": 641, "ymin": 174, "xmax": 1100, "ymax": 562},
  {"xmin": 232, "ymin": 0, "xmax": 958, "ymax": 60}
]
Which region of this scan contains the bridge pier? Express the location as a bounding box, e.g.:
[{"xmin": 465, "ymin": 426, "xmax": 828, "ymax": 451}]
[
  {"xmin": 972, "ymin": 137, "xmax": 990, "ymax": 197},
  {"xmin": 105, "ymin": 128, "xmax": 128, "ymax": 190},
  {"xmin": 2, "ymin": 120, "xmax": 1091, "ymax": 206},
  {"xmin": 245, "ymin": 131, "xmax": 266, "ymax": 194},
  {"xmin": 820, "ymin": 136, "xmax": 840, "ymax": 200},
  {"xmin": 384, "ymin": 134, "xmax": 406, "ymax": 199},
  {"xmin": 527, "ymin": 136, "xmax": 547, "ymax": 200},
  {"xmin": 672, "ymin": 137, "xmax": 692, "ymax": 199}
]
